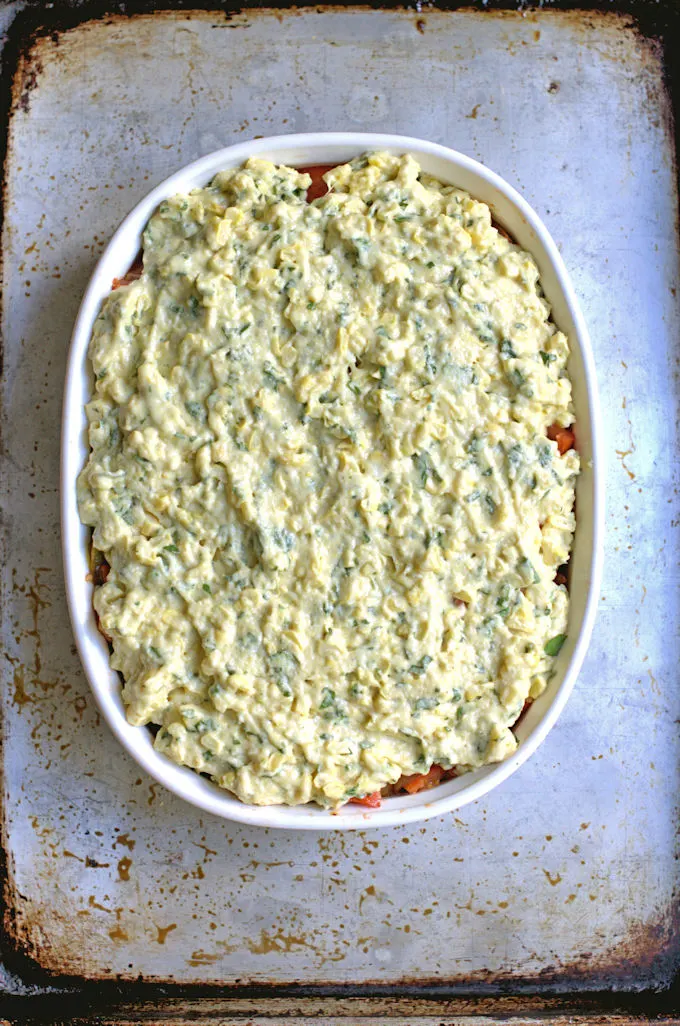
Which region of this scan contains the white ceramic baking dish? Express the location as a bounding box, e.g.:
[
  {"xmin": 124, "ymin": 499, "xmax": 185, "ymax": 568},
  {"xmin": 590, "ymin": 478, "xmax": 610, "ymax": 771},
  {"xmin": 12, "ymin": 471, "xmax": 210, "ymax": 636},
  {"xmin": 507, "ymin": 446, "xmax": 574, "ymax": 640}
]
[{"xmin": 61, "ymin": 133, "xmax": 603, "ymax": 830}]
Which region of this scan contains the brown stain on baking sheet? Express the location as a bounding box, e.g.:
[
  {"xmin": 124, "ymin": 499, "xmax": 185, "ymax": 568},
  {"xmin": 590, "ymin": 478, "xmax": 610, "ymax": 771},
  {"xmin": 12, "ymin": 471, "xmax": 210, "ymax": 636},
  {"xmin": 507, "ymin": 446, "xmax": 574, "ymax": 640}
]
[
  {"xmin": 5, "ymin": 568, "xmax": 76, "ymax": 722},
  {"xmin": 616, "ymin": 447, "xmax": 636, "ymax": 480},
  {"xmin": 63, "ymin": 850, "xmax": 110, "ymax": 869},
  {"xmin": 10, "ymin": 665, "xmax": 32, "ymax": 708},
  {"xmin": 187, "ymin": 948, "xmax": 223, "ymax": 966},
  {"xmin": 245, "ymin": 926, "xmax": 349, "ymax": 965},
  {"xmin": 112, "ymin": 832, "xmax": 136, "ymax": 851},
  {"xmin": 117, "ymin": 856, "xmax": 133, "ymax": 882},
  {"xmin": 358, "ymin": 884, "xmax": 377, "ymax": 913},
  {"xmin": 187, "ymin": 939, "xmax": 238, "ymax": 966},
  {"xmin": 247, "ymin": 931, "xmax": 307, "ymax": 956},
  {"xmin": 155, "ymin": 923, "xmax": 177, "ymax": 945},
  {"xmin": 108, "ymin": 908, "xmax": 129, "ymax": 943}
]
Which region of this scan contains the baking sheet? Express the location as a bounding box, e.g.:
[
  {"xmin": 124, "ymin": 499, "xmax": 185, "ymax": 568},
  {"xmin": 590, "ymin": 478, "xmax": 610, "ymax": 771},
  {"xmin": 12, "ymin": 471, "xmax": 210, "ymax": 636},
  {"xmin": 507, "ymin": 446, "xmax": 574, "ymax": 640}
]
[{"xmin": 1, "ymin": 3, "xmax": 679, "ymax": 994}]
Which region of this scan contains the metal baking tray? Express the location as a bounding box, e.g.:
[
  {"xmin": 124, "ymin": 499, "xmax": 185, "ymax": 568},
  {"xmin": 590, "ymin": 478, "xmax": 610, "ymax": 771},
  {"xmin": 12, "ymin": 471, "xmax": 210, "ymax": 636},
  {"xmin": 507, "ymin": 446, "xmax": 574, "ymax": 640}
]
[{"xmin": 1, "ymin": 1, "xmax": 679, "ymax": 1021}]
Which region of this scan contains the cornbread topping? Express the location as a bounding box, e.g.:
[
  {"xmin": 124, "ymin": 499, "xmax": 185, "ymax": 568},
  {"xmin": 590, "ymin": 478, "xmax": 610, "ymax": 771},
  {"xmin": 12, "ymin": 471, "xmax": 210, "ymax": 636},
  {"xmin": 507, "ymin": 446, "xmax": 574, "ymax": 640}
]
[{"xmin": 78, "ymin": 152, "xmax": 578, "ymax": 808}]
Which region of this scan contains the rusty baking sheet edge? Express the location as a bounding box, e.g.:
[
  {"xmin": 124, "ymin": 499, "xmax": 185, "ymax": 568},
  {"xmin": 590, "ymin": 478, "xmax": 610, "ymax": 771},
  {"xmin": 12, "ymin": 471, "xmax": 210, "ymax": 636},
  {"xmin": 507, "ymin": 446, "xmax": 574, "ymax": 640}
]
[{"xmin": 0, "ymin": 0, "xmax": 679, "ymax": 1017}]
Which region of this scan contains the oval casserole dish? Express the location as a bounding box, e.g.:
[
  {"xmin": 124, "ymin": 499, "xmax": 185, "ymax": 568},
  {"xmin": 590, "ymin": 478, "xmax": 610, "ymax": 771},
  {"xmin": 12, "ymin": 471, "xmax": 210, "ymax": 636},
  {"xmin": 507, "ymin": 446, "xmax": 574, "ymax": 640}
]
[{"xmin": 61, "ymin": 133, "xmax": 603, "ymax": 830}]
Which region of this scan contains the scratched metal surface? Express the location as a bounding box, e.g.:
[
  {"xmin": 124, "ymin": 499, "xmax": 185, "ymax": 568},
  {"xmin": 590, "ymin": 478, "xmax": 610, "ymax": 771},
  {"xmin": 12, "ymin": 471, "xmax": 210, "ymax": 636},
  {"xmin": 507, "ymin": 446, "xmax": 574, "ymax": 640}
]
[{"xmin": 1, "ymin": 5, "xmax": 678, "ymax": 991}]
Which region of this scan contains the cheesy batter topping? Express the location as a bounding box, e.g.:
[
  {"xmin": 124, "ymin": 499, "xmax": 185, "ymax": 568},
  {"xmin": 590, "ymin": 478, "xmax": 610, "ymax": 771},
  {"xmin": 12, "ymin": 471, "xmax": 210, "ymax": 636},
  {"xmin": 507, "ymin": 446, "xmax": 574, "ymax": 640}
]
[{"xmin": 78, "ymin": 153, "xmax": 578, "ymax": 808}]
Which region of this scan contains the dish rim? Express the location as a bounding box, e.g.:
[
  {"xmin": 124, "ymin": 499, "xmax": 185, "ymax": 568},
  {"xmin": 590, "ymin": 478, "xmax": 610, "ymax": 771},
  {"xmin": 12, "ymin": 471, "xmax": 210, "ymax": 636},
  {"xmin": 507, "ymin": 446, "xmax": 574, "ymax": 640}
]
[{"xmin": 61, "ymin": 131, "xmax": 604, "ymax": 830}]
